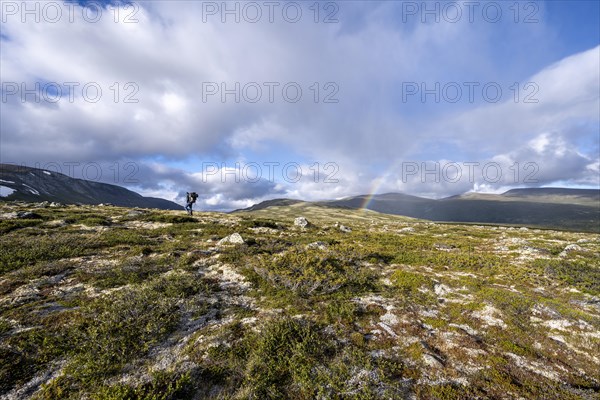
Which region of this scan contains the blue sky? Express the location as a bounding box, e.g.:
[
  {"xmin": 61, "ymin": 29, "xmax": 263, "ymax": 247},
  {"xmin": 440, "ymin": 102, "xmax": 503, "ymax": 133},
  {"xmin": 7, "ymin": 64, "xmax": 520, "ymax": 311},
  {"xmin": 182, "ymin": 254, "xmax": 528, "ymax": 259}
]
[{"xmin": 1, "ymin": 1, "xmax": 598, "ymax": 209}]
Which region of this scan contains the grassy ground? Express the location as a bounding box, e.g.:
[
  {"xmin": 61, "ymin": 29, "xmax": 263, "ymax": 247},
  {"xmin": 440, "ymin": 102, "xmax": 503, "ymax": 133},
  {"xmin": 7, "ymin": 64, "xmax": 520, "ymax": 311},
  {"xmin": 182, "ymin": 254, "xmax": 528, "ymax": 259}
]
[{"xmin": 0, "ymin": 201, "xmax": 599, "ymax": 399}]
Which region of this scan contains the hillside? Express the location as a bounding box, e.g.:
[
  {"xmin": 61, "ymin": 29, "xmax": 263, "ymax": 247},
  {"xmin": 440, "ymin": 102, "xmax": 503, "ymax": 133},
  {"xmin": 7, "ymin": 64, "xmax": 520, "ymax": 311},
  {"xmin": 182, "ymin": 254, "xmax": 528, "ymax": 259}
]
[
  {"xmin": 451, "ymin": 188, "xmax": 600, "ymax": 207},
  {"xmin": 290, "ymin": 189, "xmax": 599, "ymax": 232},
  {"xmin": 0, "ymin": 164, "xmax": 182, "ymax": 210},
  {"xmin": 502, "ymin": 187, "xmax": 600, "ymax": 202},
  {"xmin": 1, "ymin": 201, "xmax": 599, "ymax": 399}
]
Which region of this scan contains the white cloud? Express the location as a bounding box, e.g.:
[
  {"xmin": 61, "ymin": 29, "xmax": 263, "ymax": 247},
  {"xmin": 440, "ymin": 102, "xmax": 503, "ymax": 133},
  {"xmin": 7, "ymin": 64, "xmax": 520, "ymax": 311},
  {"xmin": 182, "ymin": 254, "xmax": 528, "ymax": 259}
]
[
  {"xmin": 1, "ymin": 1, "xmax": 597, "ymax": 209},
  {"xmin": 433, "ymin": 46, "xmax": 600, "ymax": 157}
]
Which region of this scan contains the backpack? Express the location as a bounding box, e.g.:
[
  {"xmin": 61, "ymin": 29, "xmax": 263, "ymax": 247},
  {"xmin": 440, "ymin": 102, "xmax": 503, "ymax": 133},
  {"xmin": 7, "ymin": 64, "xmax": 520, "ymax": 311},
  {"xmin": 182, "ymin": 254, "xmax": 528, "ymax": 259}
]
[{"xmin": 190, "ymin": 192, "xmax": 198, "ymax": 200}]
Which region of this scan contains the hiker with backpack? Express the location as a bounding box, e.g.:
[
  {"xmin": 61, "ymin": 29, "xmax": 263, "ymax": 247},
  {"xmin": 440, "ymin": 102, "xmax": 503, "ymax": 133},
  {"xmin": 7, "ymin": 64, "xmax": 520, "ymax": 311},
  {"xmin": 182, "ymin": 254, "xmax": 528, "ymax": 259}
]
[{"xmin": 185, "ymin": 192, "xmax": 198, "ymax": 215}]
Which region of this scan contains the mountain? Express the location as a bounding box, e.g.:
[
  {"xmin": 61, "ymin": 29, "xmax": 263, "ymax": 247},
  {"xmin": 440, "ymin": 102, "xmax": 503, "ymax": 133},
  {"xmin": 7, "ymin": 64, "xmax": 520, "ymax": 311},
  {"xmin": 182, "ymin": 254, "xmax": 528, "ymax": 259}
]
[
  {"xmin": 450, "ymin": 188, "xmax": 600, "ymax": 206},
  {"xmin": 0, "ymin": 164, "xmax": 182, "ymax": 210},
  {"xmin": 242, "ymin": 189, "xmax": 600, "ymax": 232},
  {"xmin": 233, "ymin": 198, "xmax": 304, "ymax": 212},
  {"xmin": 500, "ymin": 187, "xmax": 600, "ymax": 205}
]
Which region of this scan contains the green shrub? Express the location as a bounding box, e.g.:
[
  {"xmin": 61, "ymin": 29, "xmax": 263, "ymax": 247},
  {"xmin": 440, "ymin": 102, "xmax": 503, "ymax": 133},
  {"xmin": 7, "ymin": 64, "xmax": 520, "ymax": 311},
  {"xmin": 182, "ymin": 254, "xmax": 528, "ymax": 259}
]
[
  {"xmin": 391, "ymin": 270, "xmax": 433, "ymax": 294},
  {"xmin": 76, "ymin": 256, "xmax": 173, "ymax": 289},
  {"xmin": 240, "ymin": 218, "xmax": 282, "ymax": 230},
  {"xmin": 0, "ymin": 233, "xmax": 92, "ymax": 273},
  {"xmin": 79, "ymin": 217, "xmax": 111, "ymax": 227},
  {"xmin": 92, "ymin": 371, "xmax": 194, "ymax": 400},
  {"xmin": 536, "ymin": 259, "xmax": 600, "ymax": 295},
  {"xmin": 66, "ymin": 286, "xmax": 180, "ymax": 385},
  {"xmin": 243, "ymin": 318, "xmax": 332, "ymax": 398},
  {"xmin": 145, "ymin": 214, "xmax": 196, "ymax": 224},
  {"xmin": 252, "ymin": 249, "xmax": 376, "ymax": 297},
  {"xmin": 0, "ymin": 219, "xmax": 44, "ymax": 235}
]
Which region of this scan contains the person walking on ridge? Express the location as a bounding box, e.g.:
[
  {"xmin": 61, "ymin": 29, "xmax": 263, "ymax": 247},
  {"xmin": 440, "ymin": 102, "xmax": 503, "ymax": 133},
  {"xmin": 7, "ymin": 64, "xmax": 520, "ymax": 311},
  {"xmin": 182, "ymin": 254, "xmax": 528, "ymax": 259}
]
[{"xmin": 185, "ymin": 192, "xmax": 198, "ymax": 215}]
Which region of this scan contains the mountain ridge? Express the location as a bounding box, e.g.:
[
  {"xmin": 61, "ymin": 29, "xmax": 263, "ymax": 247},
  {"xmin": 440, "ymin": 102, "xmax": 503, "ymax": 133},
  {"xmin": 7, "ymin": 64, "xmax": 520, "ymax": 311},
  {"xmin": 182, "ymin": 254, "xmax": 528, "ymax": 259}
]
[
  {"xmin": 0, "ymin": 163, "xmax": 182, "ymax": 210},
  {"xmin": 237, "ymin": 188, "xmax": 600, "ymax": 232}
]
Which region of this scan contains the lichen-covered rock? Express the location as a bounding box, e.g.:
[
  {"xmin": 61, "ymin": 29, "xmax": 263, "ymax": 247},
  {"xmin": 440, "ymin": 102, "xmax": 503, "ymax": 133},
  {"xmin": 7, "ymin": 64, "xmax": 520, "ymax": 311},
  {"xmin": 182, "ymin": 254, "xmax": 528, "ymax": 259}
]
[
  {"xmin": 563, "ymin": 244, "xmax": 582, "ymax": 252},
  {"xmin": 339, "ymin": 224, "xmax": 352, "ymax": 233},
  {"xmin": 294, "ymin": 217, "xmax": 309, "ymax": 228},
  {"xmin": 306, "ymin": 241, "xmax": 328, "ymax": 250},
  {"xmin": 217, "ymin": 232, "xmax": 245, "ymax": 245}
]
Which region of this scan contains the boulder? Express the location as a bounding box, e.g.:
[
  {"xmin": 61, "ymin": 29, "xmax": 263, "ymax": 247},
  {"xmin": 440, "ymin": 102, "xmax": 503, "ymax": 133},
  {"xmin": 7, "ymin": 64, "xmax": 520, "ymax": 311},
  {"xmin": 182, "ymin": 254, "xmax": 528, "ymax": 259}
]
[
  {"xmin": 17, "ymin": 211, "xmax": 43, "ymax": 219},
  {"xmin": 334, "ymin": 222, "xmax": 351, "ymax": 232},
  {"xmin": 217, "ymin": 233, "xmax": 245, "ymax": 245},
  {"xmin": 307, "ymin": 241, "xmax": 328, "ymax": 250},
  {"xmin": 339, "ymin": 224, "xmax": 352, "ymax": 233},
  {"xmin": 563, "ymin": 244, "xmax": 582, "ymax": 252},
  {"xmin": 294, "ymin": 217, "xmax": 309, "ymax": 228}
]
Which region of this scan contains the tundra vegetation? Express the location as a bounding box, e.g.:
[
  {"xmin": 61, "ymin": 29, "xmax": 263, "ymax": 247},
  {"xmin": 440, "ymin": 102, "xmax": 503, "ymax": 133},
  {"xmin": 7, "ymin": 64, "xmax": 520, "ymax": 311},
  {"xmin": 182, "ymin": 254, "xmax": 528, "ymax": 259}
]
[{"xmin": 0, "ymin": 201, "xmax": 598, "ymax": 399}]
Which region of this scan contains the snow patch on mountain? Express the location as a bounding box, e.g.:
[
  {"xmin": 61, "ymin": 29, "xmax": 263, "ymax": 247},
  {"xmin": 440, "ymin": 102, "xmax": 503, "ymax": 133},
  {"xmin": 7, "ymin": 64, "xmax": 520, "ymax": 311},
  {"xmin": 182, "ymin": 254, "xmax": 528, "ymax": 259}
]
[{"xmin": 0, "ymin": 185, "xmax": 15, "ymax": 197}]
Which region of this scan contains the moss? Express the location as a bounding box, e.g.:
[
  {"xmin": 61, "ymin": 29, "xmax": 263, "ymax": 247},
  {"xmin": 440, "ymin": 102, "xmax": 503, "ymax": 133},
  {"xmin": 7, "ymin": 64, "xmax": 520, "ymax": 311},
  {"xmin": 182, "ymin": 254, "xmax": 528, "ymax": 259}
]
[
  {"xmin": 323, "ymin": 299, "xmax": 360, "ymax": 325},
  {"xmin": 391, "ymin": 269, "xmax": 433, "ymax": 294},
  {"xmin": 1, "ymin": 323, "xmax": 74, "ymax": 393},
  {"xmin": 95, "ymin": 228, "xmax": 155, "ymax": 248},
  {"xmin": 75, "ymin": 256, "xmax": 173, "ymax": 289},
  {"xmin": 79, "ymin": 217, "xmax": 111, "ymax": 226},
  {"xmin": 61, "ymin": 286, "xmax": 181, "ymax": 389},
  {"xmin": 92, "ymin": 371, "xmax": 194, "ymax": 400},
  {"xmin": 535, "ymin": 259, "xmax": 600, "ymax": 295},
  {"xmin": 239, "ymin": 218, "xmax": 282, "ymax": 230},
  {"xmin": 248, "ymin": 249, "xmax": 378, "ymax": 299},
  {"xmin": 0, "ymin": 232, "xmax": 93, "ymax": 273},
  {"xmin": 0, "ymin": 218, "xmax": 44, "ymax": 234},
  {"xmin": 144, "ymin": 214, "xmax": 197, "ymax": 224}
]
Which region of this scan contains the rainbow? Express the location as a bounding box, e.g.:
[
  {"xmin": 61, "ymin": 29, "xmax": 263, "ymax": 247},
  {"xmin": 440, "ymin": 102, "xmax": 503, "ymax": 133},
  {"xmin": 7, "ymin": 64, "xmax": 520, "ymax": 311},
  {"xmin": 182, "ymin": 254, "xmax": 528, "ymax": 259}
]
[
  {"xmin": 359, "ymin": 159, "xmax": 408, "ymax": 210},
  {"xmin": 359, "ymin": 176, "xmax": 386, "ymax": 210}
]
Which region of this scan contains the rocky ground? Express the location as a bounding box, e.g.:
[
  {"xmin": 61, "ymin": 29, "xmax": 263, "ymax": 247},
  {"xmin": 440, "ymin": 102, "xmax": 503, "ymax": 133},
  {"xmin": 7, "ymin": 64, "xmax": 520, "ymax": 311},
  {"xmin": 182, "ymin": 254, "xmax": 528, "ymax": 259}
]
[{"xmin": 0, "ymin": 201, "xmax": 599, "ymax": 399}]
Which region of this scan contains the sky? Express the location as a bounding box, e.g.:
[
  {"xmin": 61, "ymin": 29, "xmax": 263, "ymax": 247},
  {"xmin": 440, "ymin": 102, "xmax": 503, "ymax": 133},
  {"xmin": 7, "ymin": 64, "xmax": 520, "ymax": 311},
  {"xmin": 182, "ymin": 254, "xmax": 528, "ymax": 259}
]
[{"xmin": 1, "ymin": 0, "xmax": 599, "ymax": 210}]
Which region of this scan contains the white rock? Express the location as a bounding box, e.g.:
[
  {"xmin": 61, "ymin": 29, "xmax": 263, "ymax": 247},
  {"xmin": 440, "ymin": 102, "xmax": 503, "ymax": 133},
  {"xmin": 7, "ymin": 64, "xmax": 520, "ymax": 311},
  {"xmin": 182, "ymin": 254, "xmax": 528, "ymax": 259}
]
[
  {"xmin": 563, "ymin": 244, "xmax": 582, "ymax": 252},
  {"xmin": 294, "ymin": 217, "xmax": 309, "ymax": 228},
  {"xmin": 249, "ymin": 227, "xmax": 279, "ymax": 234},
  {"xmin": 217, "ymin": 233, "xmax": 245, "ymax": 245},
  {"xmin": 449, "ymin": 323, "xmax": 479, "ymax": 336},
  {"xmin": 543, "ymin": 319, "xmax": 572, "ymax": 331},
  {"xmin": 380, "ymin": 311, "xmax": 399, "ymax": 326},
  {"xmin": 434, "ymin": 283, "xmax": 452, "ymax": 297},
  {"xmin": 44, "ymin": 220, "xmax": 67, "ymax": 227},
  {"xmin": 306, "ymin": 241, "xmax": 328, "ymax": 250},
  {"xmin": 377, "ymin": 322, "xmax": 398, "ymax": 338},
  {"xmin": 338, "ymin": 224, "xmax": 352, "ymax": 233},
  {"xmin": 472, "ymin": 305, "xmax": 507, "ymax": 328},
  {"xmin": 422, "ymin": 354, "xmax": 443, "ymax": 368}
]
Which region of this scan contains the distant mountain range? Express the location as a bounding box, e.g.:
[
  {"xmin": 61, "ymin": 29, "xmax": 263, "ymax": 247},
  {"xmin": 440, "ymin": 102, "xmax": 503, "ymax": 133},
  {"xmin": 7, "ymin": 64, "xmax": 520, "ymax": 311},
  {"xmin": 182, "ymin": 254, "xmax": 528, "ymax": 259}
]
[
  {"xmin": 0, "ymin": 164, "xmax": 183, "ymax": 210},
  {"xmin": 240, "ymin": 189, "xmax": 600, "ymax": 232},
  {"xmin": 2, "ymin": 163, "xmax": 598, "ymax": 231}
]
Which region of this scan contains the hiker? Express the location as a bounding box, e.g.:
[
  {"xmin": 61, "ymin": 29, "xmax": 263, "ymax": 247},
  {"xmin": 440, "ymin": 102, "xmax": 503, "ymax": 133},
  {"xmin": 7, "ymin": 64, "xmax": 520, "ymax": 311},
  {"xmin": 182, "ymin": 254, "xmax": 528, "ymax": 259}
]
[{"xmin": 185, "ymin": 192, "xmax": 198, "ymax": 215}]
